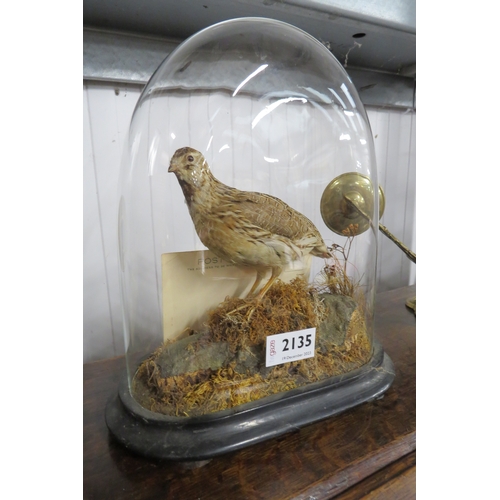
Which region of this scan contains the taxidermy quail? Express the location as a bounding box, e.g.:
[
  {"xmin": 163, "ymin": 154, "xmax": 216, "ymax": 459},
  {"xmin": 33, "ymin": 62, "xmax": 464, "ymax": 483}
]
[{"xmin": 169, "ymin": 147, "xmax": 331, "ymax": 300}]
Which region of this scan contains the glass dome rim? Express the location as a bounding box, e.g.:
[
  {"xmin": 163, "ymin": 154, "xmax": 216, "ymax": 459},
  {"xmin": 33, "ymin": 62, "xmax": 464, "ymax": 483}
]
[
  {"xmin": 173, "ymin": 15, "xmax": 331, "ymax": 50},
  {"xmin": 138, "ymin": 16, "xmax": 350, "ymax": 104}
]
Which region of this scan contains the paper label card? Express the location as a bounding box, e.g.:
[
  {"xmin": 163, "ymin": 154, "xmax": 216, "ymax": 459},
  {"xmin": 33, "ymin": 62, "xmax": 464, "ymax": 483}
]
[
  {"xmin": 265, "ymin": 327, "xmax": 316, "ymax": 367},
  {"xmin": 161, "ymin": 249, "xmax": 311, "ymax": 342}
]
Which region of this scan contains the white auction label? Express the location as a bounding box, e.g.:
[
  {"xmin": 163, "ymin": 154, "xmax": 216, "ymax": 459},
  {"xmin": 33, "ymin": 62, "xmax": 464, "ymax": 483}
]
[{"xmin": 265, "ymin": 327, "xmax": 316, "ymax": 367}]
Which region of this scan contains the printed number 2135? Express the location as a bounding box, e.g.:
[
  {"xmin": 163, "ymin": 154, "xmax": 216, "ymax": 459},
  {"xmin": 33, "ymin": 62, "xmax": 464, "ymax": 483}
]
[{"xmin": 282, "ymin": 333, "xmax": 312, "ymax": 351}]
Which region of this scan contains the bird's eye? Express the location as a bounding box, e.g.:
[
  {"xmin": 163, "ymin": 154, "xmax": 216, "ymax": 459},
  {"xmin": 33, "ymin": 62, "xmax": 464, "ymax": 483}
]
[{"xmin": 187, "ymin": 155, "xmax": 194, "ymax": 162}]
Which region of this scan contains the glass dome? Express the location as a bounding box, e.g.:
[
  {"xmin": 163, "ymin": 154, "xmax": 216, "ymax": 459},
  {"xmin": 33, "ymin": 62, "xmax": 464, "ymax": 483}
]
[{"xmin": 110, "ymin": 18, "xmax": 391, "ymax": 458}]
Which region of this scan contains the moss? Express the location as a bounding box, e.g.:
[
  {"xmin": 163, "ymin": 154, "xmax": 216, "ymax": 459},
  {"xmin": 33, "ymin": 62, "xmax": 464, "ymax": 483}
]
[
  {"xmin": 208, "ymin": 278, "xmax": 324, "ymax": 351},
  {"xmin": 131, "ymin": 278, "xmax": 372, "ymax": 417}
]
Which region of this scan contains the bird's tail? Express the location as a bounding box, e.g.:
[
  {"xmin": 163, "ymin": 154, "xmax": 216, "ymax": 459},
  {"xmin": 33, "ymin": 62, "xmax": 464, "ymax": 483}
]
[
  {"xmin": 296, "ymin": 234, "xmax": 331, "ymax": 259},
  {"xmin": 311, "ymin": 245, "xmax": 332, "ymax": 259}
]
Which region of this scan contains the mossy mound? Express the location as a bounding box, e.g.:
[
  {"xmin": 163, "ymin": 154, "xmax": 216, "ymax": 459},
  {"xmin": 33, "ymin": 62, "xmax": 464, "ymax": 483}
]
[
  {"xmin": 208, "ymin": 278, "xmax": 325, "ymax": 351},
  {"xmin": 131, "ymin": 278, "xmax": 372, "ymax": 417}
]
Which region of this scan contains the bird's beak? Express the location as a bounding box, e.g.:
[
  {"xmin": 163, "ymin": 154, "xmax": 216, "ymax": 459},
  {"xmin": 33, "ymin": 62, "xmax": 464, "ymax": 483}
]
[{"xmin": 168, "ymin": 163, "xmax": 175, "ymax": 173}]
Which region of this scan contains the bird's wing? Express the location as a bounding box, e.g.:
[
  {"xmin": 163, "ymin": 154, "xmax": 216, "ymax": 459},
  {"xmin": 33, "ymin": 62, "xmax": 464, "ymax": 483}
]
[{"xmin": 229, "ymin": 189, "xmax": 316, "ymax": 241}]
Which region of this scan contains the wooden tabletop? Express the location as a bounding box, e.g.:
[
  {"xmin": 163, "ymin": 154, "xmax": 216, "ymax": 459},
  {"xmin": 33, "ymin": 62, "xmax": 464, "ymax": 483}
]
[{"xmin": 83, "ymin": 285, "xmax": 416, "ymax": 499}]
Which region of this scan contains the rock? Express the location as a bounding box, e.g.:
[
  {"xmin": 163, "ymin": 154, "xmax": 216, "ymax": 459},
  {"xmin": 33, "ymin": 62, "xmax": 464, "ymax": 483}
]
[
  {"xmin": 156, "ymin": 333, "xmax": 231, "ymax": 377},
  {"xmin": 317, "ymin": 294, "xmax": 358, "ymax": 349},
  {"xmin": 234, "ymin": 345, "xmax": 264, "ymax": 374}
]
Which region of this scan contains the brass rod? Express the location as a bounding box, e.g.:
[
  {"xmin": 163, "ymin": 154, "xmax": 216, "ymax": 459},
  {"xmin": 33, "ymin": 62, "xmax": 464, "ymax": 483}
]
[
  {"xmin": 344, "ymin": 194, "xmax": 416, "ymax": 264},
  {"xmin": 379, "ymin": 223, "xmax": 416, "ymax": 264}
]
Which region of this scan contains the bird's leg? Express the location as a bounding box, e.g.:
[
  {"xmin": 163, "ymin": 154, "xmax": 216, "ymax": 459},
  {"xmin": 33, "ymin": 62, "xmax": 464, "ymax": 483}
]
[
  {"xmin": 255, "ymin": 266, "xmax": 282, "ymax": 301},
  {"xmin": 226, "ymin": 267, "xmax": 281, "ymax": 319},
  {"xmin": 246, "ymin": 267, "xmax": 282, "ymax": 321},
  {"xmin": 225, "ymin": 269, "xmax": 265, "ymax": 316},
  {"xmin": 246, "ymin": 269, "xmax": 266, "ymax": 298}
]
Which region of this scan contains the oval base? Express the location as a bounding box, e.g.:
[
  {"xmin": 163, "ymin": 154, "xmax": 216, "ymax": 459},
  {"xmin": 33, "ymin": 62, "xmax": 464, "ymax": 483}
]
[{"xmin": 105, "ymin": 341, "xmax": 395, "ymax": 461}]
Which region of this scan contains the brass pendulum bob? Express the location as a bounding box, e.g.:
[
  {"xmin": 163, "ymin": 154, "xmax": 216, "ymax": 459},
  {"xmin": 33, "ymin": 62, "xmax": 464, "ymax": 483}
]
[{"xmin": 320, "ymin": 172, "xmax": 416, "ymax": 313}]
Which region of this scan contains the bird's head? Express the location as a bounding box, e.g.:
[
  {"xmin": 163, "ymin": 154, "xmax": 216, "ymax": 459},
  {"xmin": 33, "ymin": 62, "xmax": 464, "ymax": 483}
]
[{"xmin": 168, "ymin": 147, "xmax": 211, "ymax": 189}]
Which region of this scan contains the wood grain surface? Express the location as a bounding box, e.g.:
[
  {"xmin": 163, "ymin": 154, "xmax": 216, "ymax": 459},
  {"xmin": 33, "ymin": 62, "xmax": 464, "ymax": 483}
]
[{"xmin": 83, "ymin": 285, "xmax": 416, "ymax": 499}]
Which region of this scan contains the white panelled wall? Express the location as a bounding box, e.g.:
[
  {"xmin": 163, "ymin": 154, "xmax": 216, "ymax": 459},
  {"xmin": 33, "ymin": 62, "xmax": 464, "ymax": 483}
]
[{"xmin": 83, "ymin": 81, "xmax": 416, "ymax": 363}]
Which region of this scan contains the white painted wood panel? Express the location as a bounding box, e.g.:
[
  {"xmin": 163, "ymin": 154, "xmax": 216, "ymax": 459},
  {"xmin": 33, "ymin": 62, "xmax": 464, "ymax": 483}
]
[
  {"xmin": 83, "ymin": 81, "xmax": 416, "ymax": 362},
  {"xmin": 83, "ymin": 82, "xmax": 142, "ymax": 362},
  {"xmin": 368, "ymin": 108, "xmax": 416, "ymax": 292},
  {"xmin": 83, "ymin": 86, "xmax": 115, "ymax": 361}
]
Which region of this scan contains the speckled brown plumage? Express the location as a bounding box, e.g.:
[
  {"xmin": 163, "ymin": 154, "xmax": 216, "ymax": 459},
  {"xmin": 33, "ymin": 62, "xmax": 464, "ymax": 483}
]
[{"xmin": 169, "ymin": 147, "xmax": 330, "ymax": 299}]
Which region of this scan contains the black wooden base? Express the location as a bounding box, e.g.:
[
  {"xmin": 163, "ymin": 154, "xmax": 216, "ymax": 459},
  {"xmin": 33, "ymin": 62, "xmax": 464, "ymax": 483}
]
[{"xmin": 105, "ymin": 341, "xmax": 395, "ymax": 461}]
